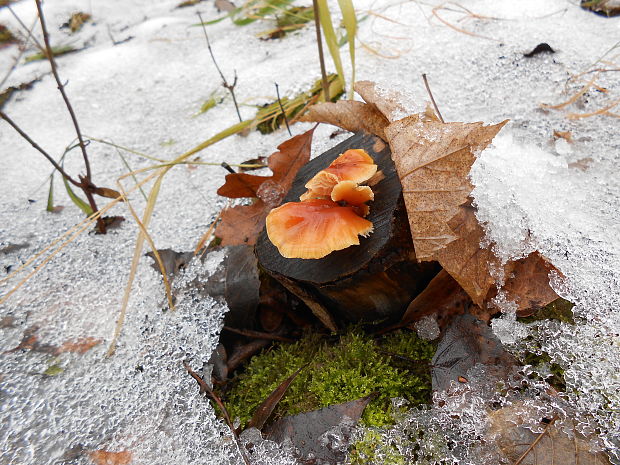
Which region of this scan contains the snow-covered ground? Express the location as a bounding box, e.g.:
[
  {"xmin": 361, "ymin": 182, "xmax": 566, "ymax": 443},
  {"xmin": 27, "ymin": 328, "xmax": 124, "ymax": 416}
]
[{"xmin": 0, "ymin": 0, "xmax": 619, "ymax": 463}]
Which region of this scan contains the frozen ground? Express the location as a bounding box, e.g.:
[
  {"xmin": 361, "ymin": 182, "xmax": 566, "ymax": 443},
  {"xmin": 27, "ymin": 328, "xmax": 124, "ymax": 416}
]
[{"xmin": 0, "ymin": 0, "xmax": 619, "ymax": 463}]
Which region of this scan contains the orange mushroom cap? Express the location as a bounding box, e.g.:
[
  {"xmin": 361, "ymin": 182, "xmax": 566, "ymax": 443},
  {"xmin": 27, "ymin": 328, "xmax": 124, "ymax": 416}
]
[
  {"xmin": 331, "ymin": 180, "xmax": 374, "ymax": 206},
  {"xmin": 305, "ymin": 149, "xmax": 377, "ymax": 196},
  {"xmin": 266, "ymin": 199, "xmax": 373, "ymax": 259}
]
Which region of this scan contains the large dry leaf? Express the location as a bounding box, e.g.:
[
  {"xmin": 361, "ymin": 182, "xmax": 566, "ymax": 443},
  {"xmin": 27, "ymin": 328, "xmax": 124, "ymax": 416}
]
[
  {"xmin": 386, "ymin": 118, "xmax": 507, "ymax": 261},
  {"xmin": 217, "ymin": 173, "xmax": 270, "ymax": 198},
  {"xmin": 488, "ymin": 405, "xmax": 612, "ymax": 465},
  {"xmin": 215, "ymin": 200, "xmax": 267, "ymax": 246},
  {"xmin": 434, "ymin": 200, "xmax": 501, "ymax": 306},
  {"xmin": 501, "ymin": 252, "xmax": 560, "ymax": 316},
  {"xmin": 400, "ymin": 269, "xmax": 472, "ymax": 330},
  {"xmin": 431, "ymin": 313, "xmax": 518, "ymax": 392},
  {"xmin": 263, "ymin": 394, "xmax": 376, "ymax": 464},
  {"xmin": 215, "ymin": 129, "xmax": 314, "ymax": 246},
  {"xmin": 353, "ymin": 80, "xmax": 408, "ymax": 122},
  {"xmin": 300, "ymin": 100, "xmax": 389, "ymax": 139}
]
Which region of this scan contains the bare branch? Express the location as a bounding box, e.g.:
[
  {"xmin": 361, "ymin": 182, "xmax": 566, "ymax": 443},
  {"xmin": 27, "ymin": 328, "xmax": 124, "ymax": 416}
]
[
  {"xmin": 35, "ymin": 0, "xmax": 92, "ymax": 180},
  {"xmin": 197, "ymin": 12, "xmax": 243, "ymax": 123}
]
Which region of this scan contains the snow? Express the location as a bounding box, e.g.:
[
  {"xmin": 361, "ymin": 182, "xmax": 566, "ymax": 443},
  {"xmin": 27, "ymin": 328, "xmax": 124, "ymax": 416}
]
[{"xmin": 1, "ymin": 0, "xmax": 619, "ymax": 463}]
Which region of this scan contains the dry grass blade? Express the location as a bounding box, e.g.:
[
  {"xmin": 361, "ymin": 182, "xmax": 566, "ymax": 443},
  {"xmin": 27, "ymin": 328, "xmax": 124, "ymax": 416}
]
[
  {"xmin": 567, "ymin": 97, "xmax": 620, "ymax": 119},
  {"xmin": 317, "ymin": 0, "xmax": 345, "ymax": 90},
  {"xmin": 107, "ymin": 167, "xmax": 168, "ymax": 357},
  {"xmin": 431, "ymin": 3, "xmax": 498, "ymax": 41},
  {"xmin": 338, "ymin": 0, "xmax": 357, "ymax": 98}
]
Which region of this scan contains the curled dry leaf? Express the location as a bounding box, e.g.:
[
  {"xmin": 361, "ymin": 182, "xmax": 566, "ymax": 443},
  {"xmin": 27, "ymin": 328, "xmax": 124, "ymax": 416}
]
[
  {"xmin": 215, "ymin": 129, "xmax": 314, "ymax": 246},
  {"xmin": 488, "ymin": 404, "xmax": 612, "ymax": 465},
  {"xmin": 353, "ymin": 80, "xmax": 408, "ymax": 122},
  {"xmin": 300, "ymin": 100, "xmax": 389, "ymax": 140}
]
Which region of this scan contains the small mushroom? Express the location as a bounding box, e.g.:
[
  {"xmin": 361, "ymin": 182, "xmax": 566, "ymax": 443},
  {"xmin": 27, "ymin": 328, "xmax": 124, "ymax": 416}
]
[
  {"xmin": 330, "ymin": 180, "xmax": 374, "ymax": 212},
  {"xmin": 304, "ymin": 149, "xmax": 378, "ymax": 196},
  {"xmin": 266, "ymin": 199, "xmax": 373, "ymax": 259}
]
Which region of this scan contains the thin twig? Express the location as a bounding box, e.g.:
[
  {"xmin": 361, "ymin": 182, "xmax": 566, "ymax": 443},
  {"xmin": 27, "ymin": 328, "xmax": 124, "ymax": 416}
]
[
  {"xmin": 35, "ymin": 0, "xmax": 92, "ymax": 180},
  {"xmin": 274, "ymin": 82, "xmax": 292, "ymax": 136},
  {"xmin": 221, "ymin": 162, "xmax": 236, "ymax": 174},
  {"xmin": 223, "ymin": 326, "xmax": 295, "ymax": 343},
  {"xmin": 422, "ymin": 73, "xmax": 445, "ymax": 123},
  {"xmin": 183, "ymin": 362, "xmax": 251, "ymax": 465},
  {"xmin": 35, "ymin": 0, "xmax": 105, "ymax": 233},
  {"xmin": 512, "ymin": 415, "xmax": 557, "ymax": 465},
  {"xmin": 7, "ymin": 5, "xmax": 45, "ymax": 51},
  {"xmin": 0, "ymin": 14, "xmax": 40, "ymax": 90},
  {"xmin": 312, "ymin": 0, "xmax": 330, "ymax": 101},
  {"xmin": 197, "ymin": 12, "xmax": 242, "ymax": 123},
  {"xmin": 0, "ymin": 110, "xmax": 81, "ymax": 186}
]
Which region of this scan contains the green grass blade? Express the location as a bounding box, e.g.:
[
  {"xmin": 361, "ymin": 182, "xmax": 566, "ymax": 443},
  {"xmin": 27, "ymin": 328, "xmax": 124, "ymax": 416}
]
[
  {"xmin": 61, "ymin": 175, "xmax": 93, "ymax": 216},
  {"xmin": 316, "ymin": 0, "xmax": 345, "ymax": 91},
  {"xmin": 46, "ymin": 174, "xmax": 55, "ymax": 212},
  {"xmin": 337, "ymin": 0, "xmax": 356, "ymax": 98}
]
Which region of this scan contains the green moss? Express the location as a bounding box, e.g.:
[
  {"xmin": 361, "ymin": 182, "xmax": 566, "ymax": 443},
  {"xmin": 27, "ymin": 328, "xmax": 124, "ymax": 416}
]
[
  {"xmin": 518, "ymin": 298, "xmax": 575, "ymax": 325},
  {"xmin": 223, "ymin": 329, "xmax": 435, "ymax": 429},
  {"xmin": 521, "ymin": 350, "xmax": 566, "ymax": 391},
  {"xmin": 349, "ymin": 430, "xmax": 406, "ymax": 465}
]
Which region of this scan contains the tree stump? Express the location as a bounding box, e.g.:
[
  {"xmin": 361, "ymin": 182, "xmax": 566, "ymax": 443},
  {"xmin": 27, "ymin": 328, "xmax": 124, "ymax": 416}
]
[{"xmin": 255, "ymin": 132, "xmax": 440, "ymax": 330}]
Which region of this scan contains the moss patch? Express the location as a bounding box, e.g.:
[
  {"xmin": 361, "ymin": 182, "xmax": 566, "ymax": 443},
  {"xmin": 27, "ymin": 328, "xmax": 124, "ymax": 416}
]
[
  {"xmin": 223, "ymin": 329, "xmax": 435, "ymax": 429},
  {"xmin": 518, "ymin": 297, "xmax": 575, "ymax": 325}
]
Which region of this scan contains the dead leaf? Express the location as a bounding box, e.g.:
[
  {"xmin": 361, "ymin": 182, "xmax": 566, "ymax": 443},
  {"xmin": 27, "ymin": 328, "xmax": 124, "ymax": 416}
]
[
  {"xmin": 215, "ymin": 200, "xmax": 268, "ymax": 246},
  {"xmin": 216, "ymin": 129, "xmax": 314, "ymax": 246},
  {"xmin": 434, "ymin": 200, "xmax": 501, "ymax": 306},
  {"xmin": 57, "ymin": 337, "xmax": 102, "ymax": 354},
  {"xmin": 92, "ymin": 186, "xmax": 123, "ymax": 200},
  {"xmin": 523, "ymin": 43, "xmax": 555, "ymax": 58},
  {"xmin": 488, "ymin": 405, "xmax": 612, "ymax": 465},
  {"xmin": 145, "ymin": 248, "xmax": 193, "ymax": 279},
  {"xmin": 215, "ymin": 0, "xmax": 236, "ymax": 12},
  {"xmin": 88, "ymin": 450, "xmax": 132, "ymax": 465},
  {"xmin": 553, "ymin": 130, "xmax": 572, "ymax": 142},
  {"xmin": 93, "ymin": 216, "xmax": 125, "ymax": 234},
  {"xmin": 431, "ymin": 314, "xmax": 518, "ymax": 392},
  {"xmin": 386, "ymin": 119, "xmax": 507, "ymax": 261},
  {"xmin": 216, "ymin": 173, "xmax": 269, "ymax": 198},
  {"xmin": 62, "ymin": 12, "xmax": 91, "ymax": 33},
  {"xmin": 400, "ymin": 269, "xmax": 472, "ymax": 330},
  {"xmin": 568, "ymin": 157, "xmax": 593, "ymax": 171},
  {"xmin": 500, "ymin": 252, "xmax": 560, "ymax": 317},
  {"xmin": 247, "ymin": 365, "xmax": 305, "ymax": 430},
  {"xmin": 263, "ymin": 394, "xmax": 377, "ymax": 463},
  {"xmin": 353, "ymin": 80, "xmax": 408, "ymax": 122},
  {"xmin": 300, "ymin": 100, "xmax": 390, "ymax": 139}
]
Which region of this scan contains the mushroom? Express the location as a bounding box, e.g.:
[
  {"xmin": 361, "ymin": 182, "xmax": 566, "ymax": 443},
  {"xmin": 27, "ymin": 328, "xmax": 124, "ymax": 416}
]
[
  {"xmin": 303, "ymin": 149, "xmax": 378, "ymax": 197},
  {"xmin": 265, "ymin": 199, "xmax": 373, "ymax": 259}
]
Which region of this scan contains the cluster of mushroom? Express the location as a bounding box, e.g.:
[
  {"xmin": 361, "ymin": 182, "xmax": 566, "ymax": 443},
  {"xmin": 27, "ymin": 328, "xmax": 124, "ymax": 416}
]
[{"xmin": 266, "ymin": 149, "xmax": 379, "ymax": 259}]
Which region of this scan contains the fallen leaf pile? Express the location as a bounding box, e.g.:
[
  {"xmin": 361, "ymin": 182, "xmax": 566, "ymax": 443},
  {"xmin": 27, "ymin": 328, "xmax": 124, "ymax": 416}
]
[
  {"xmin": 215, "ymin": 128, "xmax": 314, "ymax": 246},
  {"xmin": 303, "ymin": 80, "xmax": 560, "ymax": 316}
]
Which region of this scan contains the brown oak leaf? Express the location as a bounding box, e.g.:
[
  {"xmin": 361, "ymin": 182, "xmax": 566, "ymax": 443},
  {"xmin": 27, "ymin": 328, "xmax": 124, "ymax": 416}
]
[
  {"xmin": 488, "ymin": 405, "xmax": 612, "ymax": 465},
  {"xmin": 353, "ymin": 80, "xmax": 408, "ymax": 122},
  {"xmin": 300, "ymin": 100, "xmax": 389, "ymax": 140},
  {"xmin": 215, "ymin": 128, "xmax": 314, "ymax": 246},
  {"xmin": 385, "ymin": 119, "xmax": 507, "ymax": 260},
  {"xmin": 500, "ymin": 252, "xmax": 560, "ymax": 316}
]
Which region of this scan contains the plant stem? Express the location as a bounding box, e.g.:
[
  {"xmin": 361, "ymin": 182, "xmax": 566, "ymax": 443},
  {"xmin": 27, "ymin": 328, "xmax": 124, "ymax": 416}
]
[
  {"xmin": 422, "ymin": 73, "xmax": 445, "ymax": 123},
  {"xmin": 197, "ymin": 12, "xmax": 243, "ymax": 123},
  {"xmin": 274, "ymin": 82, "xmax": 292, "ymax": 135},
  {"xmin": 35, "ymin": 0, "xmax": 105, "ymax": 233},
  {"xmin": 312, "ymin": 0, "xmax": 330, "ymax": 101},
  {"xmin": 35, "ymin": 0, "xmax": 92, "ymax": 180}
]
